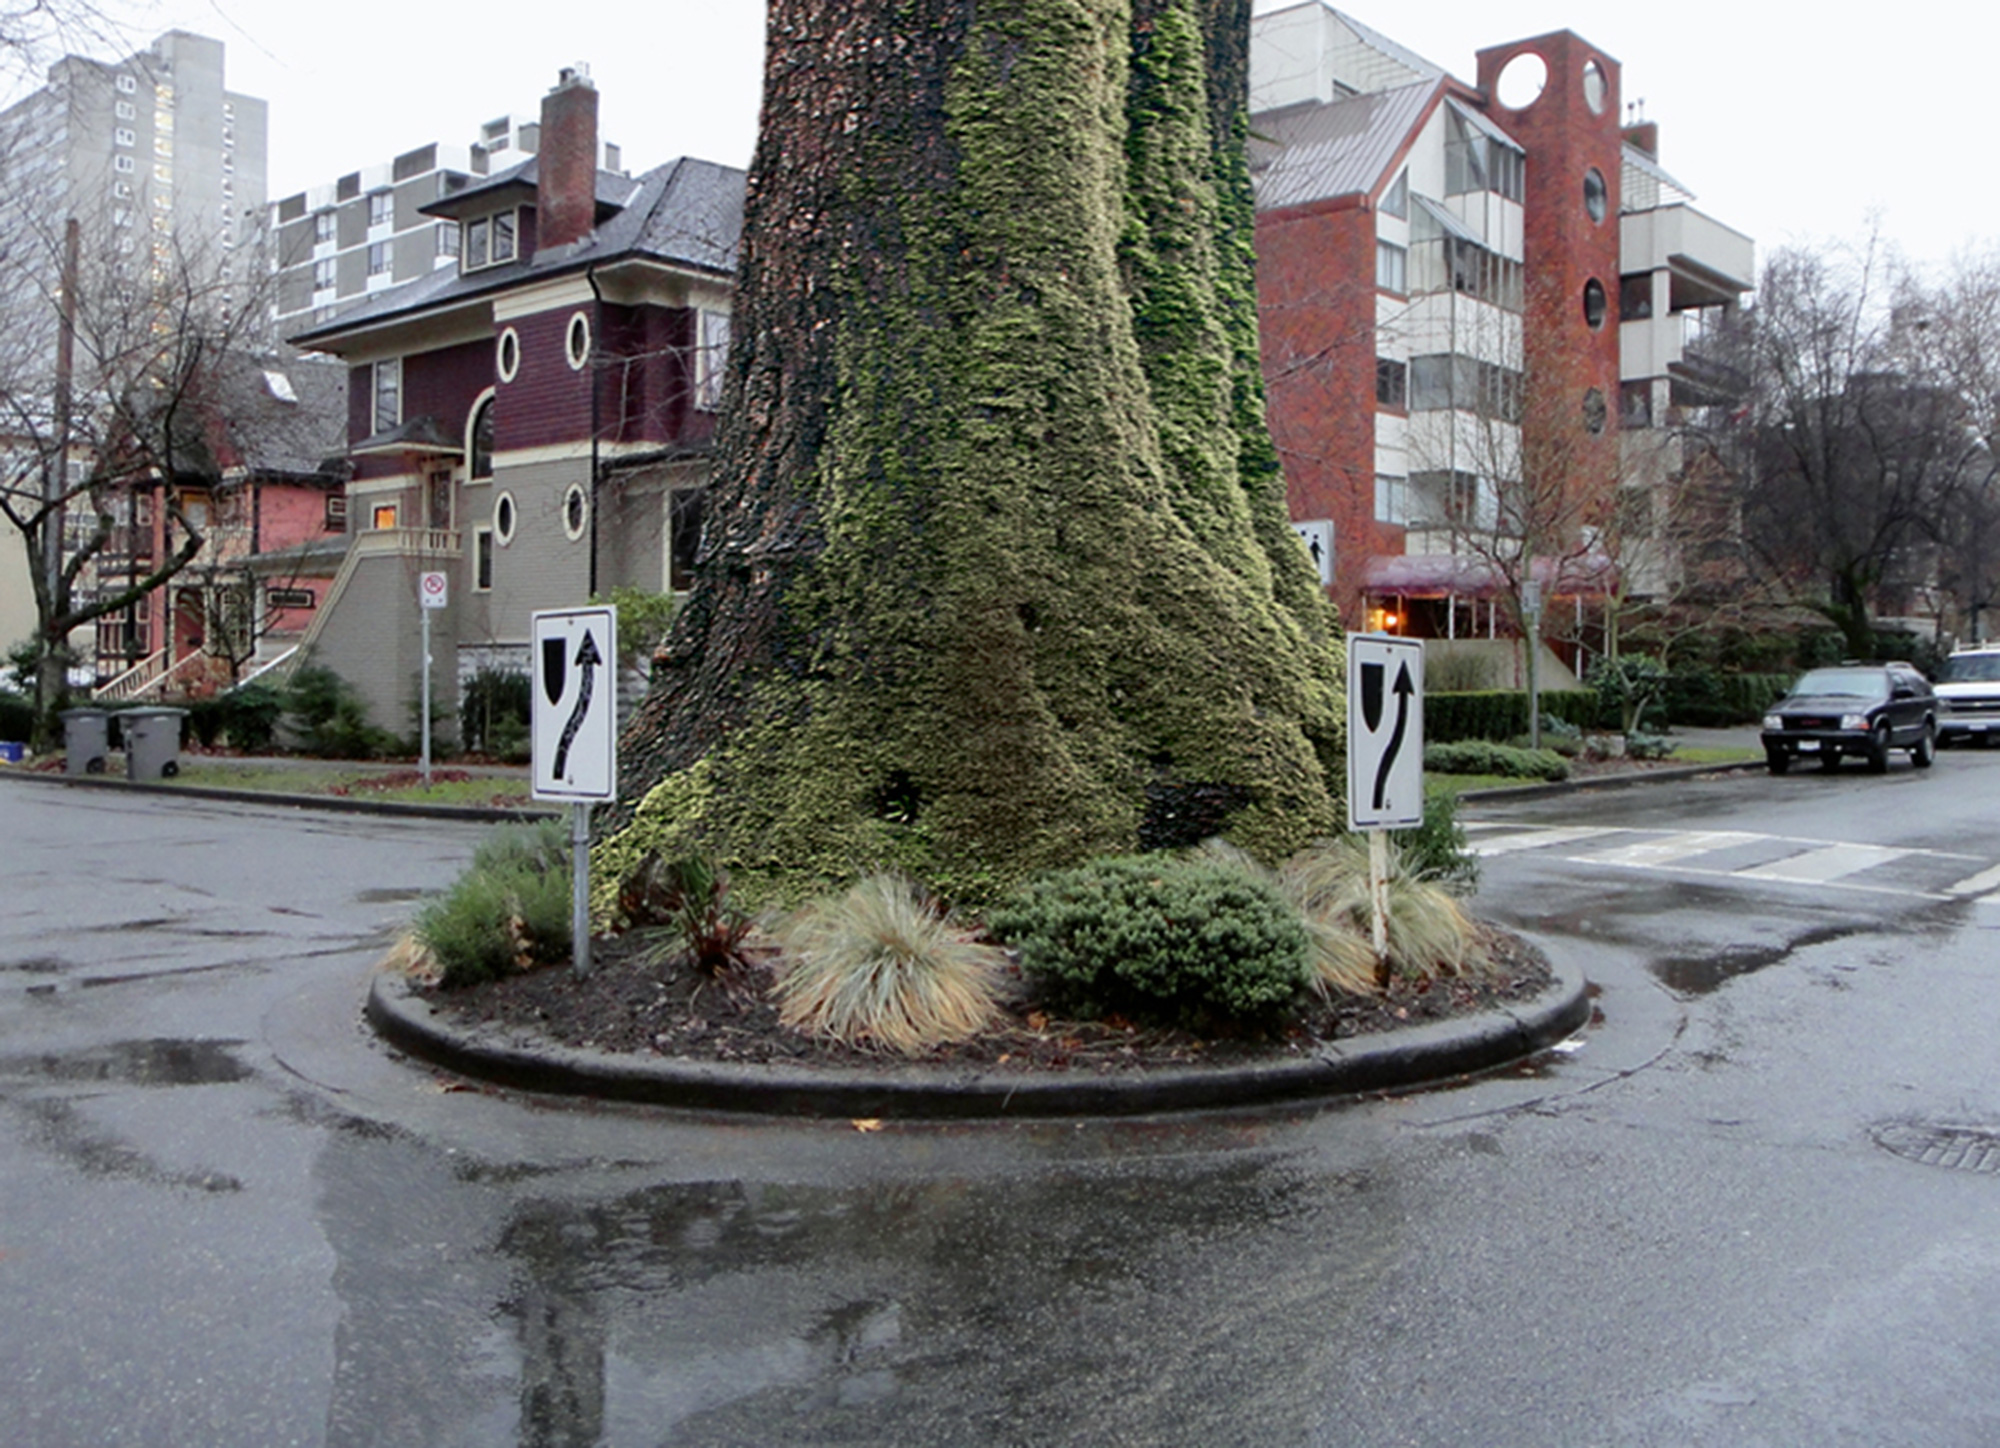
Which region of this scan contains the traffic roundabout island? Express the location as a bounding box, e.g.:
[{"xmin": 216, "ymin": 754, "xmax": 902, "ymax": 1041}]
[{"xmin": 364, "ymin": 940, "xmax": 1592, "ymax": 1120}]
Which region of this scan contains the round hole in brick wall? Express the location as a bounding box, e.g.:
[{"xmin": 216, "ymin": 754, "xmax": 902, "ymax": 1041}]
[
  {"xmin": 1496, "ymin": 52, "xmax": 1547, "ymax": 110},
  {"xmin": 1583, "ymin": 278, "xmax": 1608, "ymax": 329},
  {"xmin": 1582, "ymin": 60, "xmax": 1608, "ymax": 114}
]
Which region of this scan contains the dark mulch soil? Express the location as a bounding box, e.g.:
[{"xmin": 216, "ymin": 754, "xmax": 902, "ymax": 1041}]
[{"xmin": 419, "ymin": 924, "xmax": 1553, "ymax": 1078}]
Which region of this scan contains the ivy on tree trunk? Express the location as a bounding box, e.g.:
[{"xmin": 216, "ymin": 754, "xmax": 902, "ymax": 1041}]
[{"xmin": 604, "ymin": 0, "xmax": 1345, "ymax": 905}]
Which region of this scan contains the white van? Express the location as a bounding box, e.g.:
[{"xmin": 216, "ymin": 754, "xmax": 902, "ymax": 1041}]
[{"xmin": 1935, "ymin": 647, "xmax": 2000, "ymax": 745}]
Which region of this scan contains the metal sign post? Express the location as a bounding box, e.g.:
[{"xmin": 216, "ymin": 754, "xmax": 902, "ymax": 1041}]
[
  {"xmin": 417, "ymin": 571, "xmax": 448, "ymax": 786},
  {"xmin": 531, "ymin": 606, "xmax": 619, "ymax": 974},
  {"xmin": 1347, "ymin": 634, "xmax": 1426, "ymax": 978}
]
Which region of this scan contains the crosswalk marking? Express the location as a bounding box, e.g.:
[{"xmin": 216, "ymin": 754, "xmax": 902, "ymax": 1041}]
[
  {"xmin": 1581, "ymin": 831, "xmax": 1762, "ymax": 869},
  {"xmin": 1468, "ymin": 826, "xmax": 1619, "ymax": 858},
  {"xmin": 1944, "ymin": 863, "xmax": 2000, "ymax": 898},
  {"xmin": 1466, "ymin": 822, "xmax": 1996, "ymax": 902},
  {"xmin": 1736, "ymin": 843, "xmax": 1912, "ymax": 885}
]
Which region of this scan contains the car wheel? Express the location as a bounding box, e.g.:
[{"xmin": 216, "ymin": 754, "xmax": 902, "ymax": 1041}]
[
  {"xmin": 1866, "ymin": 720, "xmax": 1892, "ymax": 773},
  {"xmin": 1766, "ymin": 749, "xmax": 1790, "ymax": 776},
  {"xmin": 1912, "ymin": 721, "xmax": 1936, "ymax": 768}
]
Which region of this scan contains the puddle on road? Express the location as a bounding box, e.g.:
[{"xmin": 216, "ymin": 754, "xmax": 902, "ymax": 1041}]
[
  {"xmin": 0, "ymin": 1038, "xmax": 254, "ymax": 1087},
  {"xmin": 1649, "ymin": 924, "xmax": 1873, "ymax": 996},
  {"xmin": 355, "ymin": 887, "xmax": 429, "ymax": 905}
]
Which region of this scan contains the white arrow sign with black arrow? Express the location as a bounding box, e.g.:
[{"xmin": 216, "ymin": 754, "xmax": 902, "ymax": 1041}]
[{"xmin": 1347, "ymin": 634, "xmax": 1425, "ymax": 831}]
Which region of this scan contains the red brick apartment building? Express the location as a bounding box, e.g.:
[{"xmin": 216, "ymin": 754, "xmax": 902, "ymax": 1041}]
[{"xmin": 1249, "ymin": 4, "xmax": 1753, "ymax": 679}]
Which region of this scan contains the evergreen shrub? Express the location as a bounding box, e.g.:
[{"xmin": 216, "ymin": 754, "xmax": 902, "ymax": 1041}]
[
  {"xmin": 1424, "ymin": 740, "xmax": 1570, "ymax": 781},
  {"xmin": 415, "ymin": 820, "xmax": 573, "ymax": 987},
  {"xmin": 1391, "ymin": 790, "xmax": 1480, "ymax": 894},
  {"xmin": 990, "ymin": 855, "xmax": 1310, "ymax": 1028},
  {"xmin": 1, "ymin": 690, "xmax": 38, "ymax": 742},
  {"xmin": 460, "ymin": 668, "xmax": 531, "ymax": 760},
  {"xmin": 284, "ymin": 664, "xmax": 396, "ymax": 758}
]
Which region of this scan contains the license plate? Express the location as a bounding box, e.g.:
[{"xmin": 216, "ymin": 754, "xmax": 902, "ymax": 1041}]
[{"xmin": 1796, "ymin": 740, "xmax": 1819, "ymax": 751}]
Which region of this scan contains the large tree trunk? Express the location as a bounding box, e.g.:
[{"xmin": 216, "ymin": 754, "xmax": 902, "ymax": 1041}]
[{"xmin": 606, "ymin": 0, "xmax": 1345, "ymax": 904}]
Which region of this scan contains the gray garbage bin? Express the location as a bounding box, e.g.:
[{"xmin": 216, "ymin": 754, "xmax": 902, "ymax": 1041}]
[
  {"xmin": 61, "ymin": 707, "xmax": 110, "ymax": 777},
  {"xmin": 124, "ymin": 707, "xmax": 187, "ymax": 781}
]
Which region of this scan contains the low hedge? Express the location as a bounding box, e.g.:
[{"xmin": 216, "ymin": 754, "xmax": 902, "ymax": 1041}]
[
  {"xmin": 1665, "ymin": 669, "xmax": 1793, "ymax": 727},
  {"xmin": 1427, "ymin": 689, "xmax": 1600, "ymax": 744},
  {"xmin": 1424, "ymin": 740, "xmax": 1571, "ymax": 781}
]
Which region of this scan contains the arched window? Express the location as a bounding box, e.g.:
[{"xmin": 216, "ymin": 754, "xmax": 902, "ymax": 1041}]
[{"xmin": 468, "ymin": 397, "xmax": 494, "ymax": 482}]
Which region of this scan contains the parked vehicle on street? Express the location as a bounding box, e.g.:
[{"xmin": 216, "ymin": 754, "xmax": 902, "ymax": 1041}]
[
  {"xmin": 1761, "ymin": 663, "xmax": 1936, "ymax": 775},
  {"xmin": 1933, "ymin": 646, "xmax": 2000, "ymax": 746}
]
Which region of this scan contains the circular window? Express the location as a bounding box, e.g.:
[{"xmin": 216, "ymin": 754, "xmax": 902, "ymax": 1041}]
[
  {"xmin": 1583, "ymin": 168, "xmax": 1607, "ymax": 224},
  {"xmin": 1582, "ymin": 60, "xmax": 1608, "ymax": 115},
  {"xmin": 1495, "ymin": 52, "xmax": 1548, "ymax": 110},
  {"xmin": 562, "ymin": 483, "xmax": 589, "ymax": 540},
  {"xmin": 1583, "ymin": 278, "xmax": 1608, "ymax": 330},
  {"xmin": 565, "ymin": 312, "xmax": 591, "ymax": 371},
  {"xmin": 1583, "ymin": 388, "xmax": 1608, "ymax": 435},
  {"xmin": 494, "ymin": 491, "xmax": 517, "ymax": 545},
  {"xmin": 496, "ymin": 328, "xmax": 520, "ymax": 382}
]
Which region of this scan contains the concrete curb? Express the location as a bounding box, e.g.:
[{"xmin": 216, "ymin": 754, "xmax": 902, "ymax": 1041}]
[
  {"xmin": 0, "ymin": 766, "xmax": 557, "ymax": 823},
  {"xmin": 1457, "ymin": 756, "xmax": 1764, "ymax": 803},
  {"xmin": 364, "ymin": 945, "xmax": 1592, "ymax": 1119}
]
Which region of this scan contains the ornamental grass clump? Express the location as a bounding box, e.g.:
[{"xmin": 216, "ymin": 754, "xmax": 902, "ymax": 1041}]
[
  {"xmin": 776, "ymin": 875, "xmax": 1007, "ymax": 1055},
  {"xmin": 413, "ymin": 819, "xmax": 573, "ymax": 988},
  {"xmin": 991, "ymin": 855, "xmax": 1311, "ymax": 1030},
  {"xmin": 1279, "ymin": 835, "xmax": 1494, "ymax": 987}
]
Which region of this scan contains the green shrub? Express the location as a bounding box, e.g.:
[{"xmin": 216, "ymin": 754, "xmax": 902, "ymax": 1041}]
[
  {"xmin": 219, "ymin": 683, "xmax": 283, "ymax": 753},
  {"xmin": 284, "ymin": 664, "xmax": 396, "ymax": 758},
  {"xmin": 991, "ymin": 855, "xmax": 1310, "ymax": 1029},
  {"xmin": 777, "ymin": 875, "xmax": 1006, "ymax": 1054},
  {"xmin": 1589, "ymin": 655, "xmax": 1670, "ymax": 735},
  {"xmin": 1626, "ymin": 730, "xmax": 1675, "ymax": 761},
  {"xmin": 415, "ymin": 820, "xmax": 573, "ymax": 987},
  {"xmin": 1391, "ymin": 790, "xmax": 1479, "ymax": 894},
  {"xmin": 1424, "ymin": 740, "xmax": 1570, "ymax": 781},
  {"xmin": 460, "ymin": 668, "xmax": 531, "ymax": 760}
]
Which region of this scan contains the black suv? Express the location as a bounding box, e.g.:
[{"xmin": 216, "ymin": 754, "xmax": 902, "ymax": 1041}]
[{"xmin": 1761, "ymin": 663, "xmax": 1937, "ymax": 775}]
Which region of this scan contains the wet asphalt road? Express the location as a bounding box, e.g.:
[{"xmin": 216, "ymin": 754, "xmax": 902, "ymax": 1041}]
[{"xmin": 4, "ymin": 755, "xmax": 2000, "ymax": 1447}]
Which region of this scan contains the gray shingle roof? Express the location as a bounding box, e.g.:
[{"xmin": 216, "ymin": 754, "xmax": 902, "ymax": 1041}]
[{"xmin": 288, "ymin": 156, "xmax": 745, "ymax": 348}]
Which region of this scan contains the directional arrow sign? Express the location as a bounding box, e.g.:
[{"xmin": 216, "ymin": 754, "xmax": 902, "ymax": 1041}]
[
  {"xmin": 1348, "ymin": 634, "xmax": 1424, "ymax": 830},
  {"xmin": 532, "ymin": 606, "xmax": 618, "ymax": 802}
]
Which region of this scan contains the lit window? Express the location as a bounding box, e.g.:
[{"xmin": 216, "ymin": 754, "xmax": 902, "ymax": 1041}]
[
  {"xmin": 372, "ymin": 504, "xmax": 398, "ymax": 530},
  {"xmin": 372, "ymin": 357, "xmax": 401, "ymax": 433}
]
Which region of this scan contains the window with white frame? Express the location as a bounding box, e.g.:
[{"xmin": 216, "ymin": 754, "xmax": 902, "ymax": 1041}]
[
  {"xmin": 462, "ymin": 212, "xmax": 516, "ymax": 271},
  {"xmin": 367, "ymin": 242, "xmax": 390, "ymax": 276},
  {"xmin": 367, "ymin": 191, "xmax": 391, "ymax": 227},
  {"xmin": 314, "ymin": 210, "xmax": 335, "ymax": 245},
  {"xmin": 313, "ymin": 258, "xmax": 335, "ymax": 291},
  {"xmin": 436, "ymin": 220, "xmax": 459, "ymax": 257},
  {"xmin": 695, "ymin": 308, "xmax": 730, "ymax": 411},
  {"xmin": 491, "ymin": 211, "xmax": 516, "ymax": 264},
  {"xmin": 372, "ymin": 357, "xmax": 401, "ymax": 434},
  {"xmin": 1375, "ymin": 474, "xmax": 1408, "ymax": 525},
  {"xmin": 1376, "ymin": 240, "xmax": 1407, "ymax": 294},
  {"xmin": 473, "ymin": 526, "xmax": 494, "ymax": 590}
]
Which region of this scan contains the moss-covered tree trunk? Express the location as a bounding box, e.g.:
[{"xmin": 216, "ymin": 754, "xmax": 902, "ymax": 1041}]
[{"xmin": 606, "ymin": 0, "xmax": 1344, "ymax": 904}]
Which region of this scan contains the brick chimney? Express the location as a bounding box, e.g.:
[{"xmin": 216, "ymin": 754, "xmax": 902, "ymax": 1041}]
[
  {"xmin": 538, "ymin": 66, "xmax": 599, "ymax": 249},
  {"xmin": 1622, "ymin": 121, "xmax": 1658, "ymax": 158}
]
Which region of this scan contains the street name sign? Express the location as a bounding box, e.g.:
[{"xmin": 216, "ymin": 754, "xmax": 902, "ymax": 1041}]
[
  {"xmin": 531, "ymin": 606, "xmax": 618, "ymax": 802},
  {"xmin": 1347, "ymin": 634, "xmax": 1424, "ymax": 830}
]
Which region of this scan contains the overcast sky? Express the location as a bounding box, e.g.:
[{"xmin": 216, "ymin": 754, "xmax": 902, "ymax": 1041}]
[{"xmin": 21, "ymin": 1, "xmax": 1995, "ymax": 280}]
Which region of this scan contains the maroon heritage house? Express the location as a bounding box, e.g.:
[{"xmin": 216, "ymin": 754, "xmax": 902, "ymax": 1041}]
[{"xmin": 287, "ymin": 67, "xmax": 744, "ymax": 736}]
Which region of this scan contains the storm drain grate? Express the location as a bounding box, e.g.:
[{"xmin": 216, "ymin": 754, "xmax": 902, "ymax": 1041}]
[{"xmin": 1872, "ymin": 1123, "xmax": 2000, "ymax": 1175}]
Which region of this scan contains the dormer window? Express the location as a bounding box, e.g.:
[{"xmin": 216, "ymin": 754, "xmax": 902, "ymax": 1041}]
[{"xmin": 462, "ymin": 209, "xmax": 519, "ymax": 272}]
